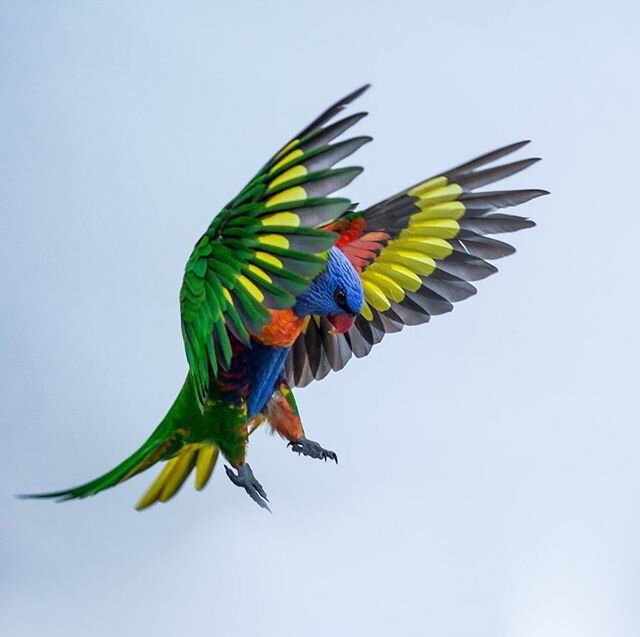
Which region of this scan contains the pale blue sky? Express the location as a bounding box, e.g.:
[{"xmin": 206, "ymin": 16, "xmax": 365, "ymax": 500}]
[{"xmin": 2, "ymin": 2, "xmax": 639, "ymax": 636}]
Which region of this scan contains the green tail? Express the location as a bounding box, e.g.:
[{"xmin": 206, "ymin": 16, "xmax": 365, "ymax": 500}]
[{"xmin": 20, "ymin": 375, "xmax": 218, "ymax": 508}]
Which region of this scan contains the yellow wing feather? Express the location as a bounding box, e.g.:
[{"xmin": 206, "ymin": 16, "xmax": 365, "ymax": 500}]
[{"xmin": 357, "ymin": 172, "xmax": 478, "ymax": 313}]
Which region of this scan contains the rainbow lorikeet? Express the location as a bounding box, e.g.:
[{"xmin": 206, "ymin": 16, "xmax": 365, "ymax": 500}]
[{"xmin": 24, "ymin": 85, "xmax": 547, "ymax": 511}]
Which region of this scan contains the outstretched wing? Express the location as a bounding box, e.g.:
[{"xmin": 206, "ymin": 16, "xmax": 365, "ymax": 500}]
[
  {"xmin": 181, "ymin": 86, "xmax": 372, "ymax": 404},
  {"xmin": 285, "ymin": 141, "xmax": 548, "ymax": 387}
]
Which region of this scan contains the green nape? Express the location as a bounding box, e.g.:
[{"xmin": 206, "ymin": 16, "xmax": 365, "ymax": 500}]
[{"xmin": 19, "ymin": 375, "xmax": 203, "ymax": 503}]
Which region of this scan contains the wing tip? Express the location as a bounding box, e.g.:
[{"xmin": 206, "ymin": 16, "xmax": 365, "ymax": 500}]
[
  {"xmin": 522, "ymin": 188, "xmax": 550, "ymax": 202},
  {"xmin": 347, "ymin": 84, "xmax": 371, "ymax": 101}
]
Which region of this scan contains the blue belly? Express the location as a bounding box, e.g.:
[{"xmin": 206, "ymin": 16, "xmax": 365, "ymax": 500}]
[{"xmin": 245, "ymin": 343, "xmax": 290, "ymax": 419}]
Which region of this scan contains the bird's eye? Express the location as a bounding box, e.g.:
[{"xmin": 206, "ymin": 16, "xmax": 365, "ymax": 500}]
[{"xmin": 334, "ymin": 287, "xmax": 348, "ymax": 310}]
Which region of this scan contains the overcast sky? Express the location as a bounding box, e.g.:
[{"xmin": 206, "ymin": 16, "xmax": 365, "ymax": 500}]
[{"xmin": 2, "ymin": 2, "xmax": 639, "ymax": 636}]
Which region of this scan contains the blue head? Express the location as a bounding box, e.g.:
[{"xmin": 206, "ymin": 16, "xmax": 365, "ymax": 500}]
[{"xmin": 294, "ymin": 247, "xmax": 364, "ymax": 333}]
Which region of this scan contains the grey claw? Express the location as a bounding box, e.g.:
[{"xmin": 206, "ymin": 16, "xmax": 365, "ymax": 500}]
[
  {"xmin": 224, "ymin": 464, "xmax": 240, "ymax": 485},
  {"xmin": 288, "ymin": 438, "xmax": 338, "ymax": 464},
  {"xmin": 225, "ymin": 463, "xmax": 271, "ymax": 512}
]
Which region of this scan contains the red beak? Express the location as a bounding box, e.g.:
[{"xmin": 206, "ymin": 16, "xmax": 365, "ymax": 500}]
[{"xmin": 327, "ymin": 313, "xmax": 356, "ymax": 335}]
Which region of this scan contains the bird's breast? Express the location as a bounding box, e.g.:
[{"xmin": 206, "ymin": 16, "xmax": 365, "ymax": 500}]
[{"xmin": 254, "ymin": 308, "xmax": 305, "ymax": 347}]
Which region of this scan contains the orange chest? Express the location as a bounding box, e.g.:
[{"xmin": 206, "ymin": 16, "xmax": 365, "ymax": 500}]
[{"xmin": 255, "ymin": 309, "xmax": 305, "ymax": 347}]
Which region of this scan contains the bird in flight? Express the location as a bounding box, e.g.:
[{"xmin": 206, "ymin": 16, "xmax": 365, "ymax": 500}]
[{"xmin": 23, "ymin": 85, "xmax": 547, "ymax": 511}]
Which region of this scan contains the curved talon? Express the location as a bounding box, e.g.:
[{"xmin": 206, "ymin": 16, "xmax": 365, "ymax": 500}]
[
  {"xmin": 288, "ymin": 438, "xmax": 338, "ymax": 464},
  {"xmin": 224, "ymin": 463, "xmax": 271, "ymax": 512}
]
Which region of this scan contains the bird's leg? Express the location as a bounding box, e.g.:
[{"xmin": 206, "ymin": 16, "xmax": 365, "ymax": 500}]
[
  {"xmin": 265, "ymin": 380, "xmax": 338, "ymax": 464},
  {"xmin": 224, "ymin": 463, "xmax": 270, "ymax": 511},
  {"xmin": 213, "ymin": 413, "xmax": 270, "ymax": 511}
]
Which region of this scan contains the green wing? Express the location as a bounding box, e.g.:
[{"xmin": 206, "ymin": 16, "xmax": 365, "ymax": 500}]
[{"xmin": 180, "ymin": 85, "xmax": 372, "ymax": 404}]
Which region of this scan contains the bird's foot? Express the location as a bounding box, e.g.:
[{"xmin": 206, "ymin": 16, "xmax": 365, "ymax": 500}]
[
  {"xmin": 288, "ymin": 437, "xmax": 338, "ymax": 463},
  {"xmin": 224, "ymin": 463, "xmax": 270, "ymax": 512}
]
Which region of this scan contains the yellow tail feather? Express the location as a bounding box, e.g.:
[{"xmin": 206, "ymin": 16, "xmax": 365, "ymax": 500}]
[
  {"xmin": 135, "ymin": 443, "xmax": 220, "ymax": 511},
  {"xmin": 195, "ymin": 444, "xmax": 219, "ymax": 490}
]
